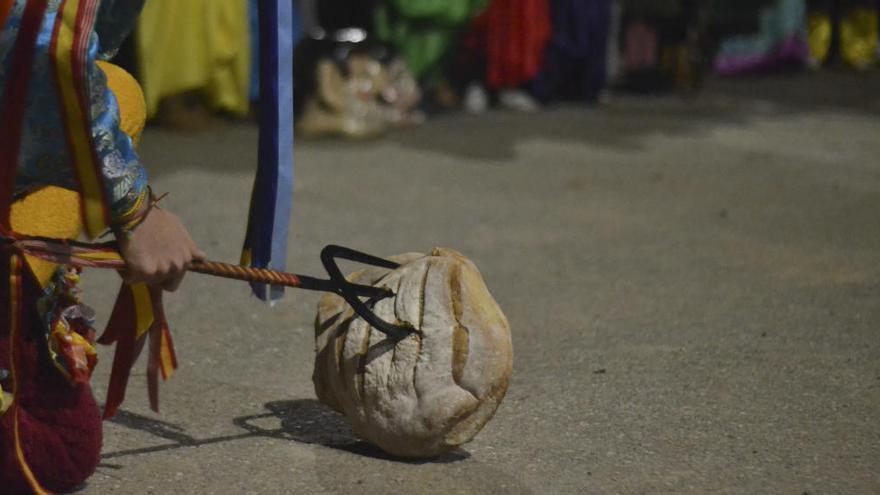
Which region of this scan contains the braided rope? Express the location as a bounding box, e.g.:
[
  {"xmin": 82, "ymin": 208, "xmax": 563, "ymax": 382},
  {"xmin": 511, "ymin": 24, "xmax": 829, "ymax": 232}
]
[
  {"xmin": 4, "ymin": 235, "xmax": 302, "ymax": 288},
  {"xmin": 3, "ymin": 234, "xmax": 411, "ymax": 337},
  {"xmin": 189, "ymin": 261, "xmax": 301, "ymax": 288}
]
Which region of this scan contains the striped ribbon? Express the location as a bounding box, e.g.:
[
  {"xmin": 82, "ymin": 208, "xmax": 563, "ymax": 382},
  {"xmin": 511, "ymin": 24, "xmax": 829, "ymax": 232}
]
[
  {"xmin": 0, "ymin": 0, "xmax": 47, "ymax": 230},
  {"xmin": 1, "ymin": 1, "xmax": 53, "ymax": 493},
  {"xmin": 50, "ymin": 0, "xmax": 110, "ymax": 239},
  {"xmin": 10, "ymin": 236, "xmax": 126, "ymax": 268},
  {"xmin": 241, "ymin": 0, "xmax": 295, "ymax": 302}
]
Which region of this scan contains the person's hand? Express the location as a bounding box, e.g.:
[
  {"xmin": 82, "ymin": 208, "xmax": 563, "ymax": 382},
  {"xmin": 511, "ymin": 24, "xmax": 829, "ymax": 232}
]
[{"xmin": 117, "ymin": 206, "xmax": 206, "ymax": 291}]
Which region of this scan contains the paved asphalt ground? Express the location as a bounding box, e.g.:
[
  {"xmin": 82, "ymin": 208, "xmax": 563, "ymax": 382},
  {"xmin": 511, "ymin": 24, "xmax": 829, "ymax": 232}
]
[{"xmin": 79, "ymin": 72, "xmax": 879, "ymax": 494}]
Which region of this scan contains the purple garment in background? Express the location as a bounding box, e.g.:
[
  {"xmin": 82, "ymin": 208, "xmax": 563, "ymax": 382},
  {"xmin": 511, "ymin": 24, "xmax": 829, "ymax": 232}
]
[
  {"xmin": 533, "ymin": 0, "xmax": 611, "ymax": 103},
  {"xmin": 712, "ymin": 0, "xmax": 809, "ymax": 76},
  {"xmin": 714, "ymin": 35, "xmax": 808, "ymax": 75}
]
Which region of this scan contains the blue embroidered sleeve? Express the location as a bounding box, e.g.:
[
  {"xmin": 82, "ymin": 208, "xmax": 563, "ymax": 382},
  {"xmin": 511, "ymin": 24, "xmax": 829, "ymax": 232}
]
[
  {"xmin": 1, "ymin": 0, "xmax": 147, "ymax": 221},
  {"xmin": 87, "ymin": 31, "xmax": 148, "ymax": 218}
]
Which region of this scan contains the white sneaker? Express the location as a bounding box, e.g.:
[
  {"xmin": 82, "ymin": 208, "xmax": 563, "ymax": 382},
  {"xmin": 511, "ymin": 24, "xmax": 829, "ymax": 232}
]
[
  {"xmin": 464, "ymin": 83, "xmax": 489, "ymax": 114},
  {"xmin": 498, "ymin": 89, "xmax": 539, "ymax": 112}
]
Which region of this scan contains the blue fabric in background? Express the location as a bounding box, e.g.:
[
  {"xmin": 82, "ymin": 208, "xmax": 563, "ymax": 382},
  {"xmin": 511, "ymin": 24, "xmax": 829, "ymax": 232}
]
[
  {"xmin": 533, "ymin": 0, "xmax": 611, "ymax": 103},
  {"xmin": 242, "ymin": 0, "xmax": 295, "ymax": 302},
  {"xmin": 250, "ymin": 0, "xmax": 303, "ymax": 101}
]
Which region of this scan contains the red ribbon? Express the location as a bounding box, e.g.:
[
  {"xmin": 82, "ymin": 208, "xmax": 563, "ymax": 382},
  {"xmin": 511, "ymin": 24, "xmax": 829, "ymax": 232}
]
[{"xmin": 99, "ymin": 283, "xmax": 177, "ymax": 419}]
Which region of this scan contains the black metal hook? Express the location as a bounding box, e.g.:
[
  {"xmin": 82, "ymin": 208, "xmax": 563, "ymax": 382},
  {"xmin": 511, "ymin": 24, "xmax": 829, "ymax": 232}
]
[{"xmin": 320, "ymin": 245, "xmax": 414, "ymax": 341}]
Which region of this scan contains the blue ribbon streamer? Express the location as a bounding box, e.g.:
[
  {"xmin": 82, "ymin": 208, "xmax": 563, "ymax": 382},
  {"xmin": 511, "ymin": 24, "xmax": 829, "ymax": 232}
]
[{"xmin": 242, "ymin": 0, "xmax": 294, "ymax": 301}]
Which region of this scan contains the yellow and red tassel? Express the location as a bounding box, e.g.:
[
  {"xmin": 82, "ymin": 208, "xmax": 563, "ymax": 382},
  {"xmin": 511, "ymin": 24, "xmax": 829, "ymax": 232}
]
[{"xmin": 98, "ymin": 283, "xmax": 177, "ymax": 419}]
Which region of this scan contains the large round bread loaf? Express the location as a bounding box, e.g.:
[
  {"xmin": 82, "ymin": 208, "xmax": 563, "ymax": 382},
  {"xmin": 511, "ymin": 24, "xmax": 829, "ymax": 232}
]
[{"xmin": 313, "ymin": 248, "xmax": 513, "ymax": 458}]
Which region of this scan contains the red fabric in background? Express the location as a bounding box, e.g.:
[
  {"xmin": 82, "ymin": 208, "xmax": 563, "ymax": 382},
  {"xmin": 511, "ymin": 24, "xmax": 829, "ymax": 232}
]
[
  {"xmin": 0, "ymin": 258, "xmax": 102, "ymax": 494},
  {"xmin": 469, "ymin": 0, "xmax": 552, "ymax": 90}
]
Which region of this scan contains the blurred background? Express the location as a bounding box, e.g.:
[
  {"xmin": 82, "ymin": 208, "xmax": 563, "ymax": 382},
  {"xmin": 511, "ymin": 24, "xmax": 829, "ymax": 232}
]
[
  {"xmin": 111, "ymin": 0, "xmax": 880, "ymax": 134},
  {"xmin": 84, "ymin": 1, "xmax": 880, "ymax": 493}
]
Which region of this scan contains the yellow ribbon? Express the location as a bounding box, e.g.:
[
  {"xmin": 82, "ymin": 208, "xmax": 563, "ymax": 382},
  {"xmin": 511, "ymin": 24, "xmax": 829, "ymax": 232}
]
[{"xmin": 0, "ymin": 383, "xmax": 11, "ymax": 415}]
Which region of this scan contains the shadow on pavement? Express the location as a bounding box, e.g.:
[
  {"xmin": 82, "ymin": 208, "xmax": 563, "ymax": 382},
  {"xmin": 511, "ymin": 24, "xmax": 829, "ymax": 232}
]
[
  {"xmin": 237, "ymin": 399, "xmax": 472, "ymax": 464},
  {"xmin": 100, "ymin": 400, "xmax": 470, "ymax": 464},
  {"xmin": 100, "ymin": 409, "xmax": 253, "ymax": 460},
  {"xmin": 100, "ymin": 401, "xmax": 536, "ymax": 494}
]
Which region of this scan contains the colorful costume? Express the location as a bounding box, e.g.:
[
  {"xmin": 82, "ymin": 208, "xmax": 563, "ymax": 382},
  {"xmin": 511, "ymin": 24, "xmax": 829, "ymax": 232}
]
[
  {"xmin": 135, "ymin": 0, "xmax": 252, "ymax": 117},
  {"xmin": 465, "ymin": 0, "xmax": 551, "ymax": 91},
  {"xmin": 713, "ymin": 0, "xmax": 810, "ymax": 75},
  {"xmin": 0, "ymin": 1, "xmax": 160, "ymax": 493},
  {"xmin": 1, "ymin": 0, "xmax": 147, "ymax": 219},
  {"xmin": 808, "ymin": 1, "xmax": 878, "ymax": 68},
  {"xmin": 533, "ymin": 0, "xmax": 612, "ymax": 102},
  {"xmin": 1, "ymin": 1, "xmax": 293, "ymax": 492},
  {"xmin": 374, "ymin": 0, "xmax": 489, "ymax": 89}
]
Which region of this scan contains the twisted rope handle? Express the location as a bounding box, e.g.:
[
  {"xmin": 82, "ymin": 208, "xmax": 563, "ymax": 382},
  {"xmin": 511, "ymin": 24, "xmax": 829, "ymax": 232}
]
[
  {"xmin": 4, "ymin": 236, "xmax": 308, "ymax": 289},
  {"xmin": 189, "ymin": 260, "xmax": 302, "ymax": 288},
  {"xmin": 4, "ymin": 235, "xmax": 409, "ymax": 337},
  {"xmin": 4, "ymin": 236, "xmax": 388, "ymax": 297}
]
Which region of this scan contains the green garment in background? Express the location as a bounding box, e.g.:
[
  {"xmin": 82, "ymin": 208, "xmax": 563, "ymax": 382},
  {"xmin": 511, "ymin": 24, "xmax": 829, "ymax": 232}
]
[{"xmin": 375, "ymin": 0, "xmax": 489, "ymax": 88}]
